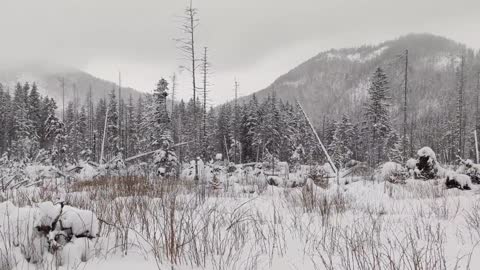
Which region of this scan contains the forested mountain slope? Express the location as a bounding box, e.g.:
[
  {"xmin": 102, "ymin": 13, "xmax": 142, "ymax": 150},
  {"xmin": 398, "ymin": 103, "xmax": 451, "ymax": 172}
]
[{"xmin": 241, "ymin": 33, "xmax": 480, "ymax": 160}]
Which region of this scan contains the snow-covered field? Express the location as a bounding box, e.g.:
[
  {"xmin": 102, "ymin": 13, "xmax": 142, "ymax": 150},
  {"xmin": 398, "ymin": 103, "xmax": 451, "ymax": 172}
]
[{"xmin": 2, "ymin": 160, "xmax": 480, "ymax": 270}]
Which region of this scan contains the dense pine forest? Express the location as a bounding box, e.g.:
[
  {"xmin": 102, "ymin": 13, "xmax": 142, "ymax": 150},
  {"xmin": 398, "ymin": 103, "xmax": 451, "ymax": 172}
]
[
  {"xmin": 0, "ymin": 66, "xmax": 409, "ymax": 171},
  {"xmin": 0, "ymin": 54, "xmax": 477, "ymax": 171}
]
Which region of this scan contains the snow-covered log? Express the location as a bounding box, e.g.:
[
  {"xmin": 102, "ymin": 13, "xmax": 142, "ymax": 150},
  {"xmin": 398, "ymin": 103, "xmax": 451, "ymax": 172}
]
[{"xmin": 445, "ymin": 172, "xmax": 472, "ymax": 190}]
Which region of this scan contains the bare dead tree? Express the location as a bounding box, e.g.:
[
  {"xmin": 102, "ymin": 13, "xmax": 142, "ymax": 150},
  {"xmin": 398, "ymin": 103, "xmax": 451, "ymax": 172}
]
[
  {"xmin": 176, "ymin": 0, "xmax": 200, "ymax": 180},
  {"xmin": 58, "ymin": 77, "xmax": 65, "ymax": 121},
  {"xmin": 456, "ymin": 56, "xmax": 465, "ymax": 157},
  {"xmin": 476, "ymin": 72, "xmax": 480, "ymax": 138},
  {"xmin": 118, "ymin": 72, "xmax": 124, "ymax": 157},
  {"xmin": 403, "ymin": 49, "xmax": 408, "ymax": 161},
  {"xmin": 170, "ymin": 73, "xmax": 177, "ymax": 114},
  {"xmin": 201, "ymin": 47, "xmax": 211, "ymax": 158},
  {"xmin": 88, "ymin": 85, "xmax": 95, "ymax": 158},
  {"xmin": 233, "ymin": 79, "xmax": 239, "ymax": 164},
  {"xmin": 170, "ymin": 73, "xmax": 177, "ymax": 148}
]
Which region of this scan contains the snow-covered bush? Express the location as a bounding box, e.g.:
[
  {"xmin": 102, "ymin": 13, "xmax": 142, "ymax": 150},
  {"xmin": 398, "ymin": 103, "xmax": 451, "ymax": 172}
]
[
  {"xmin": 208, "ymin": 160, "xmax": 223, "ymax": 190},
  {"xmin": 152, "ymin": 146, "xmax": 178, "ymax": 178},
  {"xmin": 375, "ymin": 162, "xmax": 408, "ymax": 183},
  {"xmin": 406, "ymin": 158, "xmax": 417, "ymax": 171},
  {"xmin": 307, "ymin": 165, "xmax": 329, "ymax": 188},
  {"xmin": 457, "ymin": 159, "xmax": 480, "ymax": 184}
]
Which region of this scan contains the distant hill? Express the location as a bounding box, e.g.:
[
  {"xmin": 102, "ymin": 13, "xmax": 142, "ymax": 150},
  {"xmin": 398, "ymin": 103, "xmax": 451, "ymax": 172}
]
[
  {"xmin": 0, "ymin": 62, "xmax": 143, "ymax": 105},
  {"xmin": 242, "ymin": 33, "xmax": 480, "ymax": 127}
]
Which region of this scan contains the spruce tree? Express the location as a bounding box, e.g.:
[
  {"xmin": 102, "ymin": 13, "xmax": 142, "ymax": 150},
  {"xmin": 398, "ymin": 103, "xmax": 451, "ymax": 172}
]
[
  {"xmin": 126, "ymin": 95, "xmax": 137, "ymax": 157},
  {"xmin": 28, "ymin": 83, "xmax": 42, "ymax": 136},
  {"xmin": 151, "ymin": 78, "xmax": 171, "ymax": 147},
  {"xmin": 364, "ymin": 67, "xmax": 392, "ymax": 166},
  {"xmin": 106, "ymin": 89, "xmax": 119, "ymax": 159},
  {"xmin": 0, "ymin": 84, "xmax": 8, "ymax": 154},
  {"xmin": 329, "ymin": 114, "xmax": 354, "ymax": 168}
]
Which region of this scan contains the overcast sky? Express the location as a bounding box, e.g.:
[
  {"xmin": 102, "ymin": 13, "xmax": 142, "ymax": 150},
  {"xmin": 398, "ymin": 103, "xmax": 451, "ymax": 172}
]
[{"xmin": 1, "ymin": 0, "xmax": 480, "ymax": 104}]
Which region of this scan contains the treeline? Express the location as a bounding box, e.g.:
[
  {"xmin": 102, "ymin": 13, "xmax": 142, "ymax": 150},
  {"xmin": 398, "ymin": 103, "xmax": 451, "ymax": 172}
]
[
  {"xmin": 0, "ymin": 66, "xmax": 453, "ymax": 169},
  {"xmin": 0, "ymin": 82, "xmax": 58, "ymax": 160},
  {"xmin": 0, "ymin": 79, "xmax": 173, "ymax": 167}
]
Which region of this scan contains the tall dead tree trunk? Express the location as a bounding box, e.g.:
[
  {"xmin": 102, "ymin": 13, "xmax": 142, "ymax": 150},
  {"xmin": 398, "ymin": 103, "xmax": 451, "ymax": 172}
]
[
  {"xmin": 476, "ymin": 72, "xmax": 480, "ymax": 139},
  {"xmin": 403, "ymin": 49, "xmax": 408, "ymax": 162},
  {"xmin": 171, "ymin": 73, "xmax": 176, "ymax": 114},
  {"xmin": 202, "ymin": 47, "xmax": 210, "ymax": 158},
  {"xmin": 234, "ymin": 79, "xmax": 239, "ymax": 164},
  {"xmin": 118, "ymin": 72, "xmax": 124, "ymax": 157},
  {"xmin": 177, "ymin": 0, "xmax": 200, "ymax": 180},
  {"xmin": 457, "ymin": 56, "xmax": 465, "ymax": 157}
]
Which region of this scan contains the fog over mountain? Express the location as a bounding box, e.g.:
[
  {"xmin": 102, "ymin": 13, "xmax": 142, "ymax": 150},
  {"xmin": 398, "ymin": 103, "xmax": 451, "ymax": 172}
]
[
  {"xmin": 1, "ymin": 0, "xmax": 480, "ymax": 105},
  {"xmin": 0, "ymin": 62, "xmax": 142, "ymax": 105}
]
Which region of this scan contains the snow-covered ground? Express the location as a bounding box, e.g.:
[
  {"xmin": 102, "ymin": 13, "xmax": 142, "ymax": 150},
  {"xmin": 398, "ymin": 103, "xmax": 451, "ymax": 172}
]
[{"xmin": 2, "ymin": 162, "xmax": 480, "ymax": 270}]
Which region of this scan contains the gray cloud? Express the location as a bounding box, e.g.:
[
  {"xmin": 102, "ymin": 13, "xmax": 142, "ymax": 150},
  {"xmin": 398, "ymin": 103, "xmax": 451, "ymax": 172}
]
[{"xmin": 1, "ymin": 0, "xmax": 480, "ymax": 103}]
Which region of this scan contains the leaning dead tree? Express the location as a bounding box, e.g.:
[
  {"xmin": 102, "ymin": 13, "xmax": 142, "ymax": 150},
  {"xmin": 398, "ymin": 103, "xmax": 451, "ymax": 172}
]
[
  {"xmin": 124, "ymin": 141, "xmax": 191, "ymax": 163},
  {"xmin": 296, "ymin": 100, "xmax": 339, "ymax": 182},
  {"xmin": 100, "ymin": 101, "xmax": 110, "ymax": 164}
]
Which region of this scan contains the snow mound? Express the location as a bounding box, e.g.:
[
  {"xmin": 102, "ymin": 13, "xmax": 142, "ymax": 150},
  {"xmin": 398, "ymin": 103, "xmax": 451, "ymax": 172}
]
[
  {"xmin": 38, "ymin": 202, "xmax": 62, "ymax": 227},
  {"xmin": 61, "ymin": 206, "xmax": 99, "ymax": 237}
]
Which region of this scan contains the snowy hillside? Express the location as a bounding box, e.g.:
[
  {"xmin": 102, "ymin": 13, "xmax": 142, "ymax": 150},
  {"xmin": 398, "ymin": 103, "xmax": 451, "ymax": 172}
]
[
  {"xmin": 241, "ymin": 34, "xmax": 473, "ymax": 127},
  {"xmin": 0, "ymin": 62, "xmax": 142, "ymax": 105}
]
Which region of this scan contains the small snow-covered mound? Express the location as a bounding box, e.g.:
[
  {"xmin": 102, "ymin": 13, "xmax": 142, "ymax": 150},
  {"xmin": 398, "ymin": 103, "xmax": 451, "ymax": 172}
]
[{"xmin": 60, "ymin": 206, "xmax": 99, "ymax": 237}]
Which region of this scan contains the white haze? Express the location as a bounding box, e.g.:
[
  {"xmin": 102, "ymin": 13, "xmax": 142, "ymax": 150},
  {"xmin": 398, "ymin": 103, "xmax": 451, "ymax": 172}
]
[{"xmin": 1, "ymin": 0, "xmax": 480, "ymax": 104}]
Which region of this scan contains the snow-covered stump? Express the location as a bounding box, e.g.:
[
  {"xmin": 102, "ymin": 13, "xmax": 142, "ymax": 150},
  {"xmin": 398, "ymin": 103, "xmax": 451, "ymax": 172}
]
[{"xmin": 415, "ymin": 147, "xmax": 439, "ymax": 180}]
